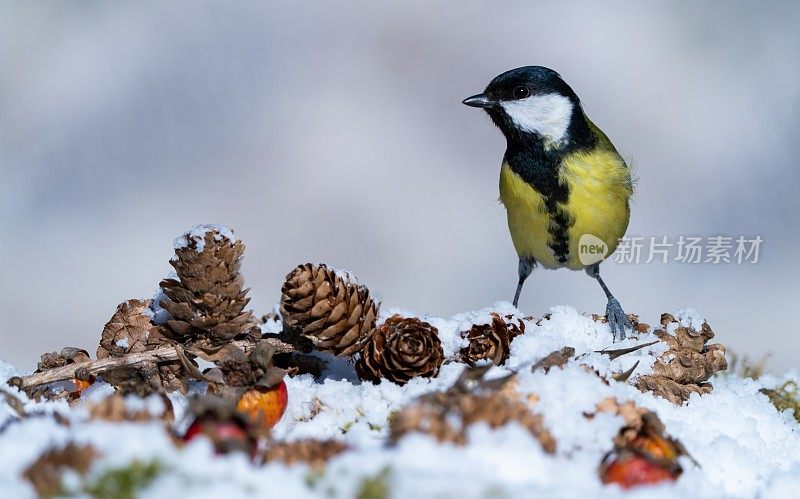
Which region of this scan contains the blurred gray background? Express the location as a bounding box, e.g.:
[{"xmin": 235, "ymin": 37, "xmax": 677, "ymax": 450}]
[{"xmin": 1, "ymin": 1, "xmax": 799, "ymax": 372}]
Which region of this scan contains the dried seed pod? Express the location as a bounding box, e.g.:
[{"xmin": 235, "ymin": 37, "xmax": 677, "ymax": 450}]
[
  {"xmin": 356, "ymin": 315, "xmax": 444, "ymax": 385},
  {"xmin": 635, "ymin": 314, "xmax": 727, "ymax": 404},
  {"xmin": 459, "ymin": 313, "xmax": 513, "ymax": 365},
  {"xmin": 280, "ymin": 263, "xmax": 378, "ymax": 356},
  {"xmin": 158, "ymin": 225, "xmax": 256, "ymax": 347}
]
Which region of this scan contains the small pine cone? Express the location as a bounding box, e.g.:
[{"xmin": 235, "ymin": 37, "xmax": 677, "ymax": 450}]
[
  {"xmin": 158, "ymin": 226, "xmax": 256, "ymax": 346},
  {"xmin": 356, "ymin": 315, "xmax": 443, "ymax": 385},
  {"xmin": 504, "ymin": 314, "xmax": 526, "ymax": 337},
  {"xmin": 95, "ymin": 299, "xmax": 189, "ymax": 394},
  {"xmin": 97, "ymin": 299, "xmax": 153, "ymax": 359},
  {"xmin": 459, "ymin": 313, "xmax": 512, "ymax": 365},
  {"xmin": 635, "ymin": 314, "xmax": 727, "ymax": 404},
  {"xmin": 280, "ymin": 263, "xmax": 378, "ymax": 356}
]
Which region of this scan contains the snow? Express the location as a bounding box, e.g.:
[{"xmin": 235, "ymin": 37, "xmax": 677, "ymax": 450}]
[
  {"xmin": 2, "ymin": 304, "xmax": 799, "ymax": 498},
  {"xmin": 172, "ymin": 224, "xmax": 237, "ymax": 252},
  {"xmin": 150, "ymin": 286, "xmax": 171, "ymax": 325}
]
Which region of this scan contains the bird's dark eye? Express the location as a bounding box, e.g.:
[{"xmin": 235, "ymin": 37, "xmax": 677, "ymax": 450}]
[{"xmin": 513, "ymin": 86, "xmax": 530, "ymax": 99}]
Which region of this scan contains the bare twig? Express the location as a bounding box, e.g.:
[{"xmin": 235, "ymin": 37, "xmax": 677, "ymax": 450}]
[{"xmin": 8, "ymin": 338, "xmax": 298, "ymax": 391}]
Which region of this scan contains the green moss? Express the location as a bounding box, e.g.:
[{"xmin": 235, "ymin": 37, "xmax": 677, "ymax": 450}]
[
  {"xmin": 728, "ymin": 352, "xmax": 771, "ymax": 380},
  {"xmin": 82, "ymin": 459, "xmax": 164, "ymax": 499},
  {"xmin": 355, "ymin": 467, "xmax": 392, "ymax": 499},
  {"xmin": 304, "ymin": 469, "xmax": 326, "ymax": 489},
  {"xmin": 761, "ymin": 381, "xmax": 800, "ymax": 423}
]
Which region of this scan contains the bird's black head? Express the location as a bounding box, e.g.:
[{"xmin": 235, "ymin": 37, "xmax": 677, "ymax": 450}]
[{"xmin": 463, "ymin": 66, "xmax": 590, "ymax": 151}]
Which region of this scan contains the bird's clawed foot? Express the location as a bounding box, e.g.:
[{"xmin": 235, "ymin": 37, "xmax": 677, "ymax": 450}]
[{"xmin": 606, "ymin": 298, "xmax": 632, "ymax": 342}]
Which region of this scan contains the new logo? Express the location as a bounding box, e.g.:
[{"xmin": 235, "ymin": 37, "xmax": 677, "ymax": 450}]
[{"xmin": 578, "ymin": 233, "xmax": 609, "ymax": 266}]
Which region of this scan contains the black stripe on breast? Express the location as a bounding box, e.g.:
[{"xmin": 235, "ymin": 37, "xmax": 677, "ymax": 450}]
[
  {"xmin": 505, "ymin": 145, "xmax": 574, "ymax": 264},
  {"xmin": 495, "ymin": 105, "xmax": 596, "ymax": 265}
]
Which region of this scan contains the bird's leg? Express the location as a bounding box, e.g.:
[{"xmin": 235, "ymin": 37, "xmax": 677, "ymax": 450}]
[
  {"xmin": 513, "ymin": 257, "xmax": 535, "ymax": 308},
  {"xmin": 586, "ymin": 264, "xmax": 631, "ymax": 341}
]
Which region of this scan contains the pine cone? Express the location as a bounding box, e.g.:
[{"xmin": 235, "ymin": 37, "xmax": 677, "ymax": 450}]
[
  {"xmin": 158, "ymin": 226, "xmax": 256, "ymax": 347},
  {"xmin": 390, "ymin": 367, "xmax": 556, "ymax": 453},
  {"xmin": 635, "ymin": 313, "xmax": 727, "ymax": 404},
  {"xmin": 356, "ymin": 315, "xmax": 443, "ymax": 385},
  {"xmin": 97, "ymin": 299, "xmax": 152, "ymax": 358},
  {"xmin": 459, "ymin": 313, "xmax": 512, "ymax": 365},
  {"xmin": 96, "ymin": 299, "xmax": 189, "ymax": 394},
  {"xmin": 280, "ymin": 263, "xmax": 378, "ymax": 356},
  {"xmin": 262, "ymin": 439, "xmax": 348, "ymax": 468}
]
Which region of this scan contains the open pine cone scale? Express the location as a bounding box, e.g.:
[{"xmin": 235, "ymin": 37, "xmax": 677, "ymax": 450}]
[{"xmin": 280, "ymin": 263, "xmax": 378, "ymax": 357}]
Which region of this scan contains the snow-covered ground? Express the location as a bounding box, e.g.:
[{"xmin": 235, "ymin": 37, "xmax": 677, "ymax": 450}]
[{"xmin": 2, "ymin": 303, "xmax": 799, "ymax": 498}]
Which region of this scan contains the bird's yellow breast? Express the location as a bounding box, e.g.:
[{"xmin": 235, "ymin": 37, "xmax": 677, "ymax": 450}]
[{"xmin": 499, "ymin": 144, "xmax": 632, "ymax": 270}]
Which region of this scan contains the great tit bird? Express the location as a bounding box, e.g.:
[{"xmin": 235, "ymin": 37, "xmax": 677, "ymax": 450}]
[{"xmin": 463, "ymin": 66, "xmax": 634, "ymax": 340}]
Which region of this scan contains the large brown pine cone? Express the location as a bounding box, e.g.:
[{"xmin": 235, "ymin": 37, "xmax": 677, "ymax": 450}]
[
  {"xmin": 355, "ymin": 314, "xmax": 444, "ymax": 385},
  {"xmin": 635, "ymin": 313, "xmax": 727, "ymax": 404},
  {"xmin": 158, "ymin": 226, "xmax": 256, "ymax": 347},
  {"xmin": 280, "ymin": 263, "xmax": 378, "ymax": 356},
  {"xmin": 459, "ymin": 313, "xmax": 513, "ymax": 365}
]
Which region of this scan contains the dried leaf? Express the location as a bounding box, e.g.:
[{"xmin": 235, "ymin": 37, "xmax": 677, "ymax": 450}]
[
  {"xmin": 23, "ymin": 443, "xmax": 99, "ymax": 497},
  {"xmin": 531, "ymin": 347, "xmax": 575, "ymax": 373}
]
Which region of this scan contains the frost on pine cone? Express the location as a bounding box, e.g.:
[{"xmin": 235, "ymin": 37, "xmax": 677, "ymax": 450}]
[
  {"xmin": 458, "ymin": 313, "xmax": 515, "ymax": 365},
  {"xmin": 635, "ymin": 313, "xmax": 728, "ymax": 404},
  {"xmin": 280, "ymin": 263, "xmax": 378, "ymax": 356},
  {"xmin": 158, "ymin": 226, "xmax": 256, "ymax": 348},
  {"xmin": 355, "ymin": 314, "xmax": 444, "ymax": 385}
]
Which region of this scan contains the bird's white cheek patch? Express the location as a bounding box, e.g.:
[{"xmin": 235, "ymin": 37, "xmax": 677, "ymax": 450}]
[{"xmin": 500, "ymin": 93, "xmax": 573, "ymax": 144}]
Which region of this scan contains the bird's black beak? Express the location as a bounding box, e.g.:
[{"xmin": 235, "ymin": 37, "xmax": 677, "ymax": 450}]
[{"xmin": 462, "ymin": 93, "xmax": 497, "ymax": 109}]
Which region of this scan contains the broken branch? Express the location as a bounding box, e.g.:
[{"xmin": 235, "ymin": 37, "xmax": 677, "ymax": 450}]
[{"xmin": 8, "ymin": 338, "xmax": 298, "ymax": 391}]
